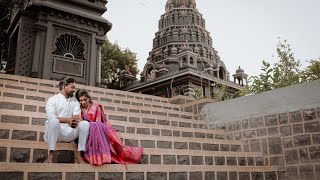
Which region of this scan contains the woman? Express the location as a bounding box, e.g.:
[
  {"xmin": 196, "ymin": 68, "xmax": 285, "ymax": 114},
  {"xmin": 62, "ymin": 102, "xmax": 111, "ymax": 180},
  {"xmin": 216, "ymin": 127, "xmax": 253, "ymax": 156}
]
[{"xmin": 76, "ymin": 89, "xmax": 143, "ymax": 166}]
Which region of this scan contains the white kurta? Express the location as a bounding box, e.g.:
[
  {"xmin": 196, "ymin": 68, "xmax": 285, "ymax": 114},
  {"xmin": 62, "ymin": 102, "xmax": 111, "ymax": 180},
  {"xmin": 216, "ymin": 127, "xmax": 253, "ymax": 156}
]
[{"xmin": 43, "ymin": 93, "xmax": 89, "ymax": 151}]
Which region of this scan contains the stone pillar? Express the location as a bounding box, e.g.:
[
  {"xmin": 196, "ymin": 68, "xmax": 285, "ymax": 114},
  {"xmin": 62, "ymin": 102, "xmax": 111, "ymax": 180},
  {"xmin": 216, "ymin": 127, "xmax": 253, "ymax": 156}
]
[
  {"xmin": 96, "ymin": 37, "xmax": 104, "ymax": 86},
  {"xmin": 31, "ymin": 21, "xmax": 47, "ymax": 78}
]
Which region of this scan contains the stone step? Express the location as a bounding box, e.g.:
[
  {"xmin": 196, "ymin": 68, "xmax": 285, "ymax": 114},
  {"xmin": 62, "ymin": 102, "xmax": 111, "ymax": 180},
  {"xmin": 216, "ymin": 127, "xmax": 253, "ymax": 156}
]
[
  {"xmin": 0, "ymin": 139, "xmax": 264, "ymax": 167},
  {"xmin": 0, "ymin": 163, "xmax": 282, "ymax": 180}
]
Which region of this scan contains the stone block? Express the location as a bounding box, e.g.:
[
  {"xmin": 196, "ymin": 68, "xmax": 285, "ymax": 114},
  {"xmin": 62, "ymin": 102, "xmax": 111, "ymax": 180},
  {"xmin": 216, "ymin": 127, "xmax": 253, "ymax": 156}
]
[
  {"xmin": 169, "ymin": 172, "xmax": 187, "ymax": 180},
  {"xmin": 251, "ymin": 172, "xmax": 263, "ymax": 180},
  {"xmin": 141, "ymin": 140, "xmax": 155, "ymax": 148},
  {"xmin": 141, "ymin": 110, "xmax": 151, "ymax": 114},
  {"xmin": 280, "ymin": 125, "xmax": 292, "ymax": 136},
  {"xmin": 126, "ymin": 173, "xmax": 144, "ymax": 180},
  {"xmin": 1, "ymin": 115, "xmax": 28, "ymax": 124},
  {"xmin": 216, "ymin": 123, "xmax": 226, "ymax": 131},
  {"xmin": 113, "ymin": 125, "xmax": 125, "ymax": 133},
  {"xmin": 247, "ymin": 157, "xmax": 254, "ymax": 166},
  {"xmin": 147, "ymin": 172, "xmax": 166, "ymax": 180},
  {"xmin": 205, "ymin": 156, "xmax": 213, "ymax": 165},
  {"xmin": 181, "ymin": 131, "xmax": 193, "ymax": 137},
  {"xmin": 238, "ymin": 157, "xmax": 246, "ymax": 166},
  {"xmin": 234, "ymin": 132, "xmax": 242, "ymax": 140},
  {"xmin": 316, "ymin": 165, "xmax": 320, "ymax": 180},
  {"xmin": 99, "ymin": 172, "xmax": 123, "ymax": 180},
  {"xmin": 265, "ymin": 114, "xmax": 278, "ymax": 126},
  {"xmin": 194, "ymin": 132, "xmax": 205, "ymax": 138},
  {"xmin": 169, "ymin": 113, "xmax": 179, "ymax": 118},
  {"xmin": 3, "ymin": 92, "xmax": 24, "ymax": 99},
  {"xmin": 313, "ymin": 134, "xmax": 320, "ymax": 144},
  {"xmin": 173, "ymin": 131, "xmax": 180, "ymax": 137},
  {"xmin": 126, "ymin": 127, "xmax": 135, "ymax": 134},
  {"xmin": 171, "ymin": 121, "xmax": 178, "ymax": 126},
  {"xmin": 243, "ymin": 130, "xmax": 256, "ymax": 139},
  {"xmin": 129, "ymin": 117, "xmax": 140, "ymax": 123},
  {"xmin": 309, "ymin": 146, "xmax": 320, "ymax": 162},
  {"xmin": 270, "ymin": 156, "xmax": 284, "ymax": 166},
  {"xmin": 230, "ymin": 145, "xmax": 241, "ymax": 152},
  {"xmin": 10, "ymin": 148, "xmax": 30, "ymax": 163},
  {"xmin": 0, "ymin": 129, "xmax": 9, "ymax": 139},
  {"xmin": 190, "ymin": 172, "xmax": 202, "ymax": 180},
  {"xmin": 5, "ymin": 84, "xmax": 24, "ymax": 90},
  {"xmin": 12, "ymin": 130, "xmax": 37, "ymax": 141},
  {"xmin": 129, "ymin": 109, "xmax": 139, "ymax": 113},
  {"xmin": 257, "ymin": 128, "xmax": 267, "ymax": 137},
  {"xmin": 215, "ymin": 157, "xmax": 225, "ymax": 165},
  {"xmin": 0, "ymin": 172, "xmax": 23, "ymax": 180},
  {"xmin": 287, "ymin": 166, "xmax": 298, "ymax": 178},
  {"xmin": 26, "ymin": 95, "xmax": 45, "ymax": 102},
  {"xmin": 268, "ymin": 137, "xmax": 283, "ymax": 154},
  {"xmin": 0, "ymin": 147, "xmax": 6, "ymax": 162},
  {"xmin": 177, "ymin": 155, "xmax": 190, "ymax": 165},
  {"xmin": 157, "ymin": 141, "xmax": 172, "ymax": 149},
  {"xmin": 100, "ymin": 98, "xmax": 112, "ymax": 102},
  {"xmin": 24, "ymin": 105, "xmax": 37, "ymax": 112},
  {"xmin": 305, "ymin": 121, "xmax": 320, "ymax": 133},
  {"xmin": 28, "ymin": 172, "xmax": 62, "ymax": 180},
  {"xmin": 142, "ymin": 118, "xmax": 156, "ymax": 124},
  {"xmin": 285, "ymin": 149, "xmax": 299, "ymax": 165},
  {"xmin": 283, "ymin": 137, "xmax": 293, "ymax": 149},
  {"xmin": 239, "ymin": 172, "xmax": 250, "ymax": 180},
  {"xmin": 203, "ymin": 143, "xmax": 219, "ymax": 151},
  {"xmin": 109, "ymin": 115, "xmax": 127, "ymax": 122},
  {"xmin": 163, "ymin": 155, "xmax": 176, "ymax": 164},
  {"xmin": 290, "ymin": 111, "xmax": 302, "ymax": 122},
  {"xmin": 217, "ymin": 172, "xmax": 227, "ymax": 180},
  {"xmin": 229, "ymin": 172, "xmax": 237, "ymax": 180},
  {"xmin": 220, "ymin": 144, "xmax": 230, "ymax": 151},
  {"xmin": 302, "ymin": 108, "xmax": 316, "ymax": 121},
  {"xmin": 215, "ymin": 134, "xmax": 225, "ymax": 139},
  {"xmin": 293, "ymin": 124, "xmax": 303, "ymax": 134},
  {"xmin": 226, "ymin": 157, "xmax": 237, "ymax": 166},
  {"xmin": 152, "ymin": 129, "xmax": 160, "ymax": 136},
  {"xmin": 33, "ymin": 149, "xmax": 47, "ymax": 163},
  {"xmin": 268, "ymin": 127, "xmax": 279, "ymax": 136},
  {"xmin": 137, "ymin": 128, "xmax": 150, "ymax": 135},
  {"xmin": 294, "ymin": 135, "xmax": 311, "ymax": 147},
  {"xmin": 31, "ymin": 118, "xmax": 46, "ymax": 126},
  {"xmin": 299, "ymin": 148, "xmax": 310, "ymax": 163},
  {"xmin": 191, "ymin": 156, "xmax": 203, "ymax": 165},
  {"xmin": 125, "ymin": 139, "xmax": 138, "ymax": 147},
  {"xmin": 174, "ymin": 142, "xmax": 187, "ymax": 149},
  {"xmin": 264, "ymin": 172, "xmax": 276, "ymax": 180},
  {"xmin": 157, "ymin": 120, "xmax": 170, "ymax": 126},
  {"xmin": 161, "ymin": 129, "xmax": 172, "ymax": 136},
  {"xmin": 250, "ymin": 139, "xmax": 261, "ymax": 152},
  {"xmin": 39, "ymin": 107, "xmax": 46, "ymax": 113},
  {"xmin": 189, "ymin": 142, "xmax": 201, "ymax": 150},
  {"xmin": 249, "ymin": 117, "xmax": 264, "ymax": 128},
  {"xmin": 242, "ymin": 119, "xmax": 249, "ymax": 129},
  {"xmin": 205, "ymin": 172, "xmax": 215, "ymax": 180},
  {"xmin": 138, "ymin": 154, "xmax": 148, "ymax": 164},
  {"xmin": 278, "ymin": 113, "xmax": 288, "ymax": 124},
  {"xmin": 66, "ymin": 172, "xmax": 95, "ymax": 180},
  {"xmin": 179, "ymin": 122, "xmax": 191, "ymax": 128},
  {"xmin": 255, "ymin": 157, "xmax": 264, "ymax": 166},
  {"xmin": 54, "ymin": 150, "xmax": 74, "ymax": 163},
  {"xmin": 261, "ymin": 138, "xmax": 268, "ymax": 156},
  {"xmin": 150, "ymin": 155, "xmax": 161, "ymax": 164},
  {"xmin": 300, "ymin": 165, "xmax": 315, "ymax": 180},
  {"xmin": 117, "ymin": 107, "xmax": 128, "ymax": 112},
  {"xmin": 193, "ymin": 124, "xmax": 199, "ymax": 128}
]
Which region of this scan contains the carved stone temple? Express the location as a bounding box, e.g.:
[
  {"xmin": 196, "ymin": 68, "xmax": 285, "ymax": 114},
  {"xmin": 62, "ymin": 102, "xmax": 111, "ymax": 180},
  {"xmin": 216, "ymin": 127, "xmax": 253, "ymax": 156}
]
[
  {"xmin": 124, "ymin": 0, "xmax": 247, "ymax": 98},
  {"xmin": 6, "ymin": 0, "xmax": 112, "ymax": 86}
]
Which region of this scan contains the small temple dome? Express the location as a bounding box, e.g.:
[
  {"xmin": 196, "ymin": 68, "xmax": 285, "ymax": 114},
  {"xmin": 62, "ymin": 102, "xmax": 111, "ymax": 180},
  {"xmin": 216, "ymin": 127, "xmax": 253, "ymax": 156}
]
[
  {"xmin": 236, "ymin": 66, "xmax": 244, "ymax": 73},
  {"xmin": 181, "ymin": 45, "xmax": 193, "ymax": 52}
]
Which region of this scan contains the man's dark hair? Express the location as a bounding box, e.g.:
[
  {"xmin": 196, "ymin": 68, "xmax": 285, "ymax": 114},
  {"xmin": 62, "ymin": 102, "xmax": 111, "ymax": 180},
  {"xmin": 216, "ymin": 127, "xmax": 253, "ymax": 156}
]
[{"xmin": 58, "ymin": 76, "xmax": 76, "ymax": 90}]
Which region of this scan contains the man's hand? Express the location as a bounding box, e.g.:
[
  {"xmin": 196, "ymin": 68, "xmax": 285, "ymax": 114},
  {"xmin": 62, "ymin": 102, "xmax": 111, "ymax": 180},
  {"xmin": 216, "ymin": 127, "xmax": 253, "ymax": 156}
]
[{"xmin": 70, "ymin": 115, "xmax": 82, "ymax": 128}]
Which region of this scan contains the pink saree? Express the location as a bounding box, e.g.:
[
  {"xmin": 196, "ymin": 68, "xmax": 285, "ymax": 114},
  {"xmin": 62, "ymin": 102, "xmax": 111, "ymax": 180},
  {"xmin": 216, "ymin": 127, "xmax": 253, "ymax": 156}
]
[{"xmin": 83, "ymin": 103, "xmax": 143, "ymax": 165}]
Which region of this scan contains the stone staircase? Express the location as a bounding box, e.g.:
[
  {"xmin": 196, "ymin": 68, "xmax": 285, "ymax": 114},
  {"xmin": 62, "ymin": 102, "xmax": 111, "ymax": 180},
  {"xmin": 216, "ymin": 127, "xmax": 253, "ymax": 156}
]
[{"xmin": 0, "ymin": 74, "xmax": 282, "ymax": 180}]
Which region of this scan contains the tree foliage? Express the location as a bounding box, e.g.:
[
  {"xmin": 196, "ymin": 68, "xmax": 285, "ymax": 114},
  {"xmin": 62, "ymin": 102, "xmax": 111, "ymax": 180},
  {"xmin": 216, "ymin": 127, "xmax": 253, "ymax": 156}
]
[
  {"xmin": 303, "ymin": 59, "xmax": 320, "ymax": 81},
  {"xmin": 100, "ymin": 38, "xmax": 139, "ymax": 89}
]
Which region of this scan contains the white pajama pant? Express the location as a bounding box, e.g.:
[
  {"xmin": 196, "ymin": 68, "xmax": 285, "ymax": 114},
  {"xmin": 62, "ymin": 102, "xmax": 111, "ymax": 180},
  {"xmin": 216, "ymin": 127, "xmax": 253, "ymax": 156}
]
[{"xmin": 43, "ymin": 119, "xmax": 89, "ymax": 151}]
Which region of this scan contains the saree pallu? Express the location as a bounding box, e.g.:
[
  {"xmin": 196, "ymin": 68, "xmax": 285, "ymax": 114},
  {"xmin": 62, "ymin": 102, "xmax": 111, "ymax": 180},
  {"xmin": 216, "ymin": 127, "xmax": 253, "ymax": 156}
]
[
  {"xmin": 84, "ymin": 122, "xmax": 111, "ymax": 165},
  {"xmin": 84, "ymin": 103, "xmax": 143, "ymax": 165}
]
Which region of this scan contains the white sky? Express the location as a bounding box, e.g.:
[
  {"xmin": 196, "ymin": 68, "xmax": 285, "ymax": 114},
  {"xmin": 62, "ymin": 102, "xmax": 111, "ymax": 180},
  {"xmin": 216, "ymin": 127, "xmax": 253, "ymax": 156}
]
[{"xmin": 103, "ymin": 0, "xmax": 320, "ymax": 77}]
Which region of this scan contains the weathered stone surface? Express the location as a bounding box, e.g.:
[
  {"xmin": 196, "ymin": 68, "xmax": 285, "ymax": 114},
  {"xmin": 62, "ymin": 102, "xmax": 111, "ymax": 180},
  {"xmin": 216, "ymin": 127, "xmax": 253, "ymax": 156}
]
[
  {"xmin": 174, "ymin": 142, "xmax": 187, "ymax": 149},
  {"xmin": 268, "ymin": 127, "xmax": 279, "ymax": 136},
  {"xmin": 163, "ymin": 155, "xmax": 176, "ymax": 164},
  {"xmin": 181, "ymin": 131, "xmax": 193, "ymax": 137},
  {"xmin": 229, "ymin": 172, "xmax": 237, "ymax": 180},
  {"xmin": 189, "ymin": 142, "xmax": 201, "ymax": 150},
  {"xmin": 227, "ymin": 157, "xmax": 237, "ymax": 166},
  {"xmin": 141, "ymin": 140, "xmax": 155, "ymax": 148},
  {"xmin": 265, "ymin": 115, "xmax": 278, "ymax": 126},
  {"xmin": 250, "ymin": 139, "xmax": 261, "ymax": 152},
  {"xmin": 31, "ymin": 118, "xmax": 46, "ymax": 126},
  {"xmin": 171, "ymin": 121, "xmax": 178, "ymax": 126},
  {"xmin": 152, "ymin": 129, "xmax": 160, "ymax": 135},
  {"xmin": 129, "ymin": 109, "xmax": 140, "ymax": 113},
  {"xmin": 205, "ymin": 156, "xmax": 213, "ymax": 165},
  {"xmin": 26, "ymin": 95, "xmax": 46, "ymax": 102},
  {"xmin": 220, "ymin": 144, "xmax": 230, "ymax": 151},
  {"xmin": 303, "ymin": 108, "xmax": 316, "ymax": 121},
  {"xmin": 270, "ymin": 156, "xmax": 284, "ymax": 166},
  {"xmin": 1, "ymin": 115, "xmax": 28, "ymax": 124},
  {"xmin": 215, "ymin": 134, "xmax": 225, "ymax": 139},
  {"xmin": 203, "ymin": 143, "xmax": 219, "ymax": 151},
  {"xmin": 138, "ymin": 154, "xmax": 148, "ymax": 164},
  {"xmin": 125, "ymin": 139, "xmax": 138, "ymax": 147},
  {"xmin": 28, "ymin": 172, "xmax": 62, "ymax": 180},
  {"xmin": 191, "ymin": 156, "xmax": 203, "ymax": 165},
  {"xmin": 54, "ymin": 150, "xmax": 74, "ymax": 163},
  {"xmin": 313, "ymin": 134, "xmax": 320, "ymax": 144},
  {"xmin": 3, "ymin": 92, "xmax": 24, "ymax": 99},
  {"xmin": 169, "ymin": 172, "xmax": 187, "ymax": 180},
  {"xmin": 255, "ymin": 157, "xmax": 264, "ymax": 166},
  {"xmin": 250, "ymin": 117, "xmax": 264, "ymax": 128},
  {"xmin": 99, "ymin": 172, "xmax": 123, "ymax": 180},
  {"xmin": 177, "ymin": 155, "xmax": 190, "ymax": 165},
  {"xmin": 173, "ymin": 131, "xmax": 180, "ymax": 137},
  {"xmin": 261, "ymin": 138, "xmax": 268, "ymax": 156},
  {"xmin": 12, "ymin": 130, "xmax": 37, "ymax": 141},
  {"xmin": 190, "ymin": 172, "xmax": 202, "ymax": 180},
  {"xmin": 239, "ymin": 172, "xmax": 250, "ymax": 180},
  {"xmin": 194, "ymin": 132, "xmax": 205, "ymax": 138},
  {"xmin": 0, "ymin": 147, "xmax": 6, "ymax": 162},
  {"xmin": 243, "ymin": 130, "xmax": 256, "ymax": 139},
  {"xmin": 251, "ymin": 172, "xmax": 263, "ymax": 180},
  {"xmin": 238, "ymin": 157, "xmax": 246, "ymax": 166},
  {"xmin": 293, "ymin": 124, "xmax": 303, "ymax": 134},
  {"xmin": 278, "ymin": 113, "xmax": 288, "ymax": 124},
  {"xmin": 230, "ymin": 145, "xmax": 241, "ymax": 152},
  {"xmin": 310, "ymin": 146, "xmax": 320, "ymax": 162},
  {"xmin": 105, "ymin": 106, "xmax": 115, "ymax": 111},
  {"xmin": 217, "ymin": 172, "xmax": 227, "ymax": 180},
  {"xmin": 216, "ymin": 123, "xmax": 226, "ymax": 131},
  {"xmin": 290, "ymin": 111, "xmax": 302, "ymax": 122},
  {"xmin": 256, "ymin": 128, "xmax": 267, "ymax": 137},
  {"xmin": 10, "ymin": 148, "xmax": 30, "ymax": 162},
  {"xmin": 147, "ymin": 172, "xmax": 166, "ymax": 180},
  {"xmin": 33, "ymin": 149, "xmax": 47, "ymax": 163},
  {"xmin": 24, "ymin": 105, "xmax": 37, "ymax": 112},
  {"xmin": 215, "ymin": 157, "xmax": 225, "ymax": 165},
  {"xmin": 129, "ymin": 117, "xmax": 140, "ymax": 123},
  {"xmin": 161, "ymin": 129, "xmax": 172, "ymax": 136},
  {"xmin": 234, "ymin": 132, "xmax": 242, "ymax": 140},
  {"xmin": 179, "ymin": 122, "xmax": 191, "ymax": 128},
  {"xmin": 287, "ymin": 166, "xmax": 298, "ymax": 178},
  {"xmin": 316, "ymin": 165, "xmax": 320, "ymax": 180},
  {"xmin": 299, "ymin": 148, "xmax": 310, "ymax": 163},
  {"xmin": 285, "ymin": 149, "xmax": 299, "ymax": 165},
  {"xmin": 66, "ymin": 172, "xmax": 95, "ymax": 180},
  {"xmin": 157, "ymin": 120, "xmax": 170, "ymax": 126},
  {"xmin": 247, "ymin": 157, "xmax": 254, "ymax": 166},
  {"xmin": 268, "ymin": 137, "xmax": 283, "ymax": 154},
  {"xmin": 142, "ymin": 118, "xmax": 156, "ymax": 124},
  {"xmin": 157, "ymin": 141, "xmax": 172, "ymax": 149},
  {"xmin": 150, "ymin": 155, "xmax": 161, "ymax": 164},
  {"xmin": 280, "ymin": 125, "xmax": 292, "ymax": 136},
  {"xmin": 305, "ymin": 121, "xmax": 320, "ymax": 133},
  {"xmin": 242, "ymin": 119, "xmax": 249, "ymax": 129},
  {"xmin": 126, "ymin": 127, "xmax": 135, "ymax": 134},
  {"xmin": 0, "ymin": 129, "xmax": 9, "ymax": 139},
  {"xmin": 112, "ymin": 125, "xmax": 125, "ymax": 133},
  {"xmin": 137, "ymin": 128, "xmax": 150, "ymax": 135},
  {"xmin": 39, "ymin": 107, "xmax": 46, "ymax": 113},
  {"xmin": 0, "ymin": 172, "xmax": 23, "ymax": 180},
  {"xmin": 141, "ymin": 110, "xmax": 151, "ymax": 114},
  {"xmin": 300, "ymin": 165, "xmax": 315, "ymax": 180},
  {"xmin": 283, "ymin": 137, "xmax": 293, "ymax": 149},
  {"xmin": 100, "ymin": 98, "xmax": 112, "ymax": 102},
  {"xmin": 109, "ymin": 115, "xmax": 127, "ymax": 122},
  {"xmin": 264, "ymin": 172, "xmax": 276, "ymax": 180},
  {"xmin": 294, "ymin": 135, "xmax": 311, "ymax": 147},
  {"xmin": 117, "ymin": 107, "xmax": 128, "ymax": 112}
]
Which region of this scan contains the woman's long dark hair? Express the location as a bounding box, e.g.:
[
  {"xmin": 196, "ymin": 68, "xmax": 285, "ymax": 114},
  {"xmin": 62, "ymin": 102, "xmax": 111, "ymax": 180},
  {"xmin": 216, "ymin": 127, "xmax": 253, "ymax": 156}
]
[{"xmin": 76, "ymin": 89, "xmax": 93, "ymax": 104}]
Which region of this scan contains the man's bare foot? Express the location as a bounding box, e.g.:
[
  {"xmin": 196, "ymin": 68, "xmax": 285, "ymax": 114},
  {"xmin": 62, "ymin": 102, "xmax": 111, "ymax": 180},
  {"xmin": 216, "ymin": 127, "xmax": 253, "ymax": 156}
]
[
  {"xmin": 44, "ymin": 150, "xmax": 54, "ymax": 163},
  {"xmin": 76, "ymin": 151, "xmax": 86, "ymax": 164}
]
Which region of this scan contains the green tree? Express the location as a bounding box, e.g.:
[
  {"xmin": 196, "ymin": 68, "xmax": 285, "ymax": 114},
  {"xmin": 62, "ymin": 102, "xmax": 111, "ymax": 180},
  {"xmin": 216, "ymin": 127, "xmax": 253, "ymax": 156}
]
[
  {"xmin": 100, "ymin": 38, "xmax": 139, "ymax": 89},
  {"xmin": 249, "ymin": 60, "xmax": 273, "ymax": 94},
  {"xmin": 303, "ymin": 59, "xmax": 320, "ymax": 81}
]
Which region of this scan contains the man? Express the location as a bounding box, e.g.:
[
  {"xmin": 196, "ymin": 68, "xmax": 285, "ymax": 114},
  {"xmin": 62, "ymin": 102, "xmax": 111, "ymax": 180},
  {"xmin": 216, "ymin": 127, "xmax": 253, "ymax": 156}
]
[{"xmin": 43, "ymin": 77, "xmax": 89, "ymax": 163}]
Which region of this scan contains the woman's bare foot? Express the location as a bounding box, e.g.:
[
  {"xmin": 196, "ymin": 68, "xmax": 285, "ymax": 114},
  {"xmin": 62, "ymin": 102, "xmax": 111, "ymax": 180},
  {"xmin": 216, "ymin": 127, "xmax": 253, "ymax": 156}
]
[
  {"xmin": 76, "ymin": 151, "xmax": 86, "ymax": 164},
  {"xmin": 43, "ymin": 150, "xmax": 54, "ymax": 163}
]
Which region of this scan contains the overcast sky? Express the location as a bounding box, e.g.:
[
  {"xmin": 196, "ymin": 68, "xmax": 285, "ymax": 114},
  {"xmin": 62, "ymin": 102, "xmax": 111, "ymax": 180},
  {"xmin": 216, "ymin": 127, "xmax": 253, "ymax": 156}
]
[{"xmin": 103, "ymin": 0, "xmax": 320, "ymax": 77}]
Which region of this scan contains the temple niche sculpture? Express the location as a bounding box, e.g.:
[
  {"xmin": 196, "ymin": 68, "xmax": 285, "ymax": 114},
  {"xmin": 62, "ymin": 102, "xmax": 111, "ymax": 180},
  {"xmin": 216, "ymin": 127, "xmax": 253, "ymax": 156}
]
[
  {"xmin": 124, "ymin": 0, "xmax": 246, "ymax": 98},
  {"xmin": 6, "ymin": 0, "xmax": 112, "ymax": 86}
]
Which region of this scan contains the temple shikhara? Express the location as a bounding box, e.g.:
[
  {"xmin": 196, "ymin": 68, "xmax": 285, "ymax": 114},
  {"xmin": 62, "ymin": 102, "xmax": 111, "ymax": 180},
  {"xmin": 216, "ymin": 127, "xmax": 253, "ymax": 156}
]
[{"xmin": 123, "ymin": 0, "xmax": 247, "ymax": 97}]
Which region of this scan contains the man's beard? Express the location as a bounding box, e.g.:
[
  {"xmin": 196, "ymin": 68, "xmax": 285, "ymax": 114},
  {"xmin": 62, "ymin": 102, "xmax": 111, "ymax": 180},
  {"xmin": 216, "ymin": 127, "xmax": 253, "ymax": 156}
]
[{"xmin": 67, "ymin": 92, "xmax": 74, "ymax": 97}]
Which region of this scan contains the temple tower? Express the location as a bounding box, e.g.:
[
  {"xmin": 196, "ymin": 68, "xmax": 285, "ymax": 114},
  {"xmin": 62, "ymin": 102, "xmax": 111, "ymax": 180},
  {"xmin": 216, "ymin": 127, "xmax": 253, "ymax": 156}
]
[
  {"xmin": 6, "ymin": 0, "xmax": 112, "ymax": 86},
  {"xmin": 125, "ymin": 0, "xmax": 244, "ymax": 98}
]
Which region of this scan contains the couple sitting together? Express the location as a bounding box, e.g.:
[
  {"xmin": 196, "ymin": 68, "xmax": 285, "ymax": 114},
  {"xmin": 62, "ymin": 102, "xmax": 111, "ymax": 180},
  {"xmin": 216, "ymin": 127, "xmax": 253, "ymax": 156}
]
[{"xmin": 43, "ymin": 77, "xmax": 143, "ymax": 165}]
